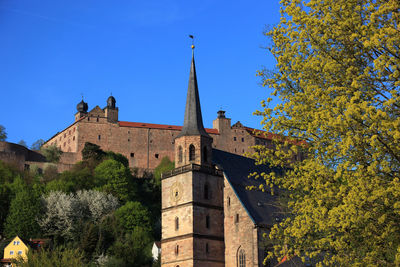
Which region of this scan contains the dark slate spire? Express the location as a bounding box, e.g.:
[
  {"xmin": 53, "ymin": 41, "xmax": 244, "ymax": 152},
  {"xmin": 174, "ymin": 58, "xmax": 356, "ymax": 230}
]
[{"xmin": 177, "ymin": 49, "xmax": 210, "ymax": 138}]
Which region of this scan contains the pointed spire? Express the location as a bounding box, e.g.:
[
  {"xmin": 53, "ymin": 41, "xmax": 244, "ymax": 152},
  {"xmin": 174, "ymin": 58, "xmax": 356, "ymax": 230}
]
[{"xmin": 177, "ymin": 47, "xmax": 210, "ymax": 138}]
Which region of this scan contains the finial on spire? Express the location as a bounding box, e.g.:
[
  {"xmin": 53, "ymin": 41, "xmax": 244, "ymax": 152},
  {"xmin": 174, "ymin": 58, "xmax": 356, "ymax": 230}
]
[
  {"xmin": 81, "ymin": 93, "xmax": 84, "ymax": 100},
  {"xmin": 176, "ymin": 38, "xmax": 210, "ymax": 139},
  {"xmin": 189, "ymin": 34, "xmax": 195, "ymax": 49}
]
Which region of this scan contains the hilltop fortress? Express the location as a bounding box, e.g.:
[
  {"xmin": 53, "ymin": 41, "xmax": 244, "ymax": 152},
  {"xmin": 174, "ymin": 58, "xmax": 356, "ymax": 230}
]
[{"xmin": 43, "ymin": 97, "xmax": 285, "ymax": 172}]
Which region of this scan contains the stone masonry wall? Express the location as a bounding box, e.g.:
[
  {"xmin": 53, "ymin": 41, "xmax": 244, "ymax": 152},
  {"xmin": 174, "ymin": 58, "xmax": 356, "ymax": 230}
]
[
  {"xmin": 44, "ymin": 111, "xmax": 278, "ymax": 172},
  {"xmin": 224, "ymin": 176, "xmax": 259, "ymax": 267}
]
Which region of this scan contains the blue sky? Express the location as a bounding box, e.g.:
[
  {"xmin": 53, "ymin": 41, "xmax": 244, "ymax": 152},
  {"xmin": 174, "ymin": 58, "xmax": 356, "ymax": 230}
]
[{"xmin": 0, "ymin": 0, "xmax": 281, "ymax": 147}]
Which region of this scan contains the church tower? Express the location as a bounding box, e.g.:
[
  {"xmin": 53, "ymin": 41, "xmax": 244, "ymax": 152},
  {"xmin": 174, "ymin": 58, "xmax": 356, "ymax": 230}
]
[{"xmin": 161, "ymin": 46, "xmax": 225, "ymax": 267}]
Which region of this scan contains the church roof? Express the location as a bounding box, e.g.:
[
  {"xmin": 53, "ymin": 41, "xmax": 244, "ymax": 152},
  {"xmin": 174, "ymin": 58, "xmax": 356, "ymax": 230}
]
[
  {"xmin": 212, "ymin": 149, "xmax": 284, "ymax": 227},
  {"xmin": 176, "ymin": 50, "xmax": 210, "ymax": 138}
]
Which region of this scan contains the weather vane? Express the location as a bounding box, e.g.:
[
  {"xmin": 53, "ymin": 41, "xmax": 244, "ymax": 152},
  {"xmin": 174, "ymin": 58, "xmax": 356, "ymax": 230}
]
[{"xmin": 189, "ymin": 35, "xmax": 194, "ymax": 49}]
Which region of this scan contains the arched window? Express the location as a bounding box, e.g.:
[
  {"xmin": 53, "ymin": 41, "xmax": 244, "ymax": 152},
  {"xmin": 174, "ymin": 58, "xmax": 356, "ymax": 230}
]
[
  {"xmin": 206, "ymin": 215, "xmax": 210, "ymax": 229},
  {"xmin": 189, "ymin": 144, "xmax": 195, "ymax": 161},
  {"xmin": 203, "ymin": 146, "xmax": 208, "ymax": 163},
  {"xmin": 175, "ymin": 244, "xmax": 179, "ymax": 255},
  {"xmin": 175, "ymin": 217, "xmax": 179, "ymax": 231},
  {"xmin": 238, "ymin": 249, "xmax": 246, "ymax": 267},
  {"xmin": 178, "ymin": 146, "xmax": 183, "ymax": 163},
  {"xmin": 204, "ymin": 184, "xmax": 209, "ymax": 199}
]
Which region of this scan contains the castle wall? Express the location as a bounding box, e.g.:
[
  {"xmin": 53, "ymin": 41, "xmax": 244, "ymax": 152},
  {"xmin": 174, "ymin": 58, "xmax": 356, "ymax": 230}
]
[
  {"xmin": 213, "ymin": 126, "xmax": 257, "ymax": 156},
  {"xmin": 45, "ymin": 123, "xmax": 78, "ymax": 153},
  {"xmin": 44, "ymin": 108, "xmax": 286, "ymax": 173},
  {"xmin": 224, "ymin": 176, "xmax": 260, "ymax": 267},
  {"xmin": 0, "ymin": 141, "xmax": 46, "ymax": 170}
]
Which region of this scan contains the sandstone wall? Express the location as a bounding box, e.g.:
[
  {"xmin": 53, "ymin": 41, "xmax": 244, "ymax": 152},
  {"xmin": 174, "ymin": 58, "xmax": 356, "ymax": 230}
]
[{"xmin": 224, "ymin": 176, "xmax": 260, "ymax": 267}]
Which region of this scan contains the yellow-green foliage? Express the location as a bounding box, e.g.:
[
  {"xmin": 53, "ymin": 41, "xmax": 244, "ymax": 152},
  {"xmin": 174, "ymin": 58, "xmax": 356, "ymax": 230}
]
[{"xmin": 255, "ymin": 0, "xmax": 400, "ymax": 266}]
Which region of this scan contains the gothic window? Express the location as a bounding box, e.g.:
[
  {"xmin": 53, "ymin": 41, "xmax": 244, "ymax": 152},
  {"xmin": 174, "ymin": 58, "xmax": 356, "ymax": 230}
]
[
  {"xmin": 234, "ymin": 137, "xmax": 237, "ymax": 141},
  {"xmin": 98, "ymin": 135, "xmax": 101, "ymax": 140},
  {"xmin": 203, "ymin": 146, "xmax": 208, "ymax": 163},
  {"xmin": 241, "ymin": 137, "xmax": 244, "ymax": 142},
  {"xmin": 96, "ymin": 116, "xmax": 99, "ymax": 122},
  {"xmin": 178, "ymin": 146, "xmax": 183, "ymax": 163},
  {"xmin": 175, "ymin": 244, "xmax": 179, "ymax": 255},
  {"xmin": 189, "ymin": 144, "xmax": 195, "ymax": 161},
  {"xmin": 238, "ymin": 249, "xmax": 246, "ymax": 267},
  {"xmin": 204, "ymin": 184, "xmax": 209, "ymax": 199},
  {"xmin": 206, "ymin": 215, "xmax": 210, "ymax": 229},
  {"xmin": 175, "ymin": 217, "xmax": 179, "ymax": 231}
]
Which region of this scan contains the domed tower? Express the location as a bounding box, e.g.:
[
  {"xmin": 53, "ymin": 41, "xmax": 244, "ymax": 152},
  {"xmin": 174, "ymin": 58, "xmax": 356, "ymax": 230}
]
[
  {"xmin": 107, "ymin": 95, "xmax": 116, "ymax": 109},
  {"xmin": 105, "ymin": 95, "xmax": 119, "ymax": 123},
  {"xmin": 75, "ymin": 99, "xmax": 88, "ymax": 121},
  {"xmin": 161, "ymin": 45, "xmax": 225, "ymax": 267}
]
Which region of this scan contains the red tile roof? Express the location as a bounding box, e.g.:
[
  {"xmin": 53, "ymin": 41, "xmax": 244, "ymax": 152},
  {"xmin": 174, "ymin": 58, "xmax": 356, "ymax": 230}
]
[{"xmin": 119, "ymin": 121, "xmax": 219, "ymax": 135}]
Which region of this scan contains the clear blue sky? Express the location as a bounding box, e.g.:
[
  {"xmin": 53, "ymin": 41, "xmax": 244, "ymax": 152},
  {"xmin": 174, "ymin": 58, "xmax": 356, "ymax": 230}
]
[{"xmin": 0, "ymin": 0, "xmax": 281, "ymax": 147}]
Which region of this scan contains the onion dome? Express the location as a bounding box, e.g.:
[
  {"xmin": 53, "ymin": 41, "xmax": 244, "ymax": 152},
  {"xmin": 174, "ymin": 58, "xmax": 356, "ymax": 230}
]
[
  {"xmin": 77, "ymin": 100, "xmax": 88, "ymax": 112},
  {"xmin": 107, "ymin": 95, "xmax": 116, "ymax": 109}
]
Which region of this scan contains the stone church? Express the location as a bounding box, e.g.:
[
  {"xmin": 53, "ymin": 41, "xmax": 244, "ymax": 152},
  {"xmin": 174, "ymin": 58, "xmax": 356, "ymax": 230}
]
[{"xmin": 161, "ymin": 49, "xmax": 302, "ymax": 267}]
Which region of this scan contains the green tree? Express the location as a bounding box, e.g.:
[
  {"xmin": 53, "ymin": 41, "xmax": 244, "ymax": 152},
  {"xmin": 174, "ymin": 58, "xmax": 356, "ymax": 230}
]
[
  {"xmin": 105, "ymin": 151, "xmax": 129, "ymax": 168},
  {"xmin": 51, "ymin": 167, "xmax": 94, "ymax": 192},
  {"xmin": 109, "ymin": 227, "xmax": 153, "ymax": 266},
  {"xmin": 13, "ymin": 247, "xmax": 85, "ymax": 267},
  {"xmin": 4, "ymin": 184, "xmax": 41, "ymax": 238},
  {"xmin": 94, "ymin": 159, "xmax": 132, "ymax": 202},
  {"xmin": 0, "ymin": 125, "xmax": 6, "ymax": 141},
  {"xmin": 41, "ymin": 144, "xmax": 63, "ymax": 163},
  {"xmin": 82, "ymin": 142, "xmax": 105, "ymax": 161},
  {"xmin": 115, "ymin": 201, "xmax": 152, "ymax": 233},
  {"xmin": 153, "ymin": 156, "xmax": 174, "ymax": 188},
  {"xmin": 0, "ymin": 184, "xmax": 11, "ymax": 233},
  {"xmin": 31, "ymin": 139, "xmax": 45, "ymax": 150},
  {"xmin": 256, "ymin": 0, "xmax": 400, "ymax": 266}
]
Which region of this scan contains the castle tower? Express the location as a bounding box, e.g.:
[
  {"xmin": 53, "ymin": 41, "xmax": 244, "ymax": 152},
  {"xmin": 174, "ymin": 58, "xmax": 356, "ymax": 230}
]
[
  {"xmin": 161, "ymin": 46, "xmax": 225, "ymax": 267},
  {"xmin": 212, "ymin": 110, "xmax": 231, "ymax": 134},
  {"xmin": 75, "ymin": 99, "xmax": 88, "ymax": 121},
  {"xmin": 105, "ymin": 95, "xmax": 119, "ymax": 123}
]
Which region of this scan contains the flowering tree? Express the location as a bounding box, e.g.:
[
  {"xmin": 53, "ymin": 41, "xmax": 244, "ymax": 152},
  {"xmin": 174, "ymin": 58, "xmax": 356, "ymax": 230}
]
[
  {"xmin": 39, "ymin": 190, "xmax": 118, "ymax": 241},
  {"xmin": 256, "ymin": 0, "xmax": 400, "ymax": 266}
]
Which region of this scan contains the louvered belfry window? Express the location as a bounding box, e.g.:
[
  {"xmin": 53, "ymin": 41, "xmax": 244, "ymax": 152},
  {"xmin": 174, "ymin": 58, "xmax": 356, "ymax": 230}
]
[{"xmin": 189, "ymin": 144, "xmax": 195, "ymax": 161}]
